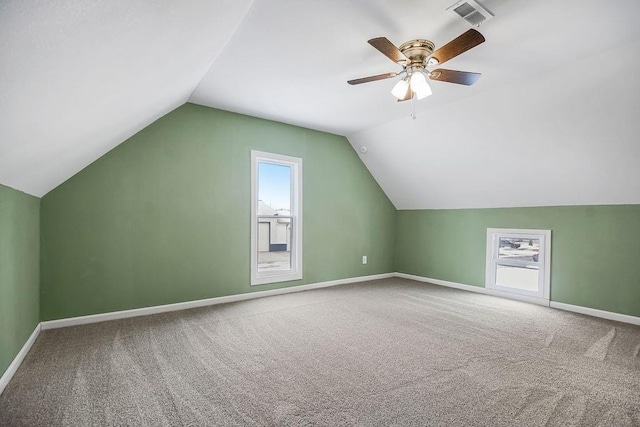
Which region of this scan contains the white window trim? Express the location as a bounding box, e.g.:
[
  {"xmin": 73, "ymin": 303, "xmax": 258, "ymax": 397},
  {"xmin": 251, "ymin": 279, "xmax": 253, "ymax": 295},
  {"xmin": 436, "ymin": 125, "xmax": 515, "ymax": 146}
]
[
  {"xmin": 485, "ymin": 228, "xmax": 551, "ymax": 302},
  {"xmin": 250, "ymin": 150, "xmax": 303, "ymax": 286}
]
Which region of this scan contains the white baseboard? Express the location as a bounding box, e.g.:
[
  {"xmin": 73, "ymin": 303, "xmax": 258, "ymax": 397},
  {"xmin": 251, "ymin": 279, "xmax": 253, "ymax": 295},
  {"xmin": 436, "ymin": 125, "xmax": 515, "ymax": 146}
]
[
  {"xmin": 27, "ymin": 271, "xmax": 640, "ymax": 342},
  {"xmin": 40, "ymin": 273, "xmax": 395, "ymax": 330},
  {"xmin": 395, "ymin": 272, "xmax": 640, "ymax": 325},
  {"xmin": 395, "ymin": 272, "xmax": 549, "ymax": 306},
  {"xmin": 396, "ymin": 273, "xmax": 488, "ymax": 295},
  {"xmin": 0, "ymin": 323, "xmax": 41, "ymax": 396},
  {"xmin": 550, "ymin": 301, "xmax": 640, "ymax": 326},
  {"xmin": 483, "ymin": 287, "xmax": 550, "ymax": 307}
]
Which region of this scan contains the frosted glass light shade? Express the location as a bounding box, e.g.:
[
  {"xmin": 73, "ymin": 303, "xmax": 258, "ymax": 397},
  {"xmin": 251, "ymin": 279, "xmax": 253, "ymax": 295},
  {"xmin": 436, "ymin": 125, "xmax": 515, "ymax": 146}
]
[
  {"xmin": 391, "ymin": 79, "xmax": 409, "ymax": 99},
  {"xmin": 410, "ymin": 72, "xmax": 432, "ymax": 99},
  {"xmin": 414, "ymin": 82, "xmax": 432, "ymax": 99}
]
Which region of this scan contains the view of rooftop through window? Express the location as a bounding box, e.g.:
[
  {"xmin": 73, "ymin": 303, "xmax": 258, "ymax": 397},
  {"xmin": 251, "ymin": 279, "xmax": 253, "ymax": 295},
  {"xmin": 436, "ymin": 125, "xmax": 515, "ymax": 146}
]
[{"xmin": 257, "ymin": 161, "xmax": 293, "ymax": 273}]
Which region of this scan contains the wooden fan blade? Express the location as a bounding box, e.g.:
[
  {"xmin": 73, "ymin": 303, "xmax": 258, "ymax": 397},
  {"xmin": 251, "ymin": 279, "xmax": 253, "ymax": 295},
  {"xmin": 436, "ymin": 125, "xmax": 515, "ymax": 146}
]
[
  {"xmin": 430, "ymin": 29, "xmax": 485, "ymax": 65},
  {"xmin": 429, "ymin": 69, "xmax": 481, "ymax": 86},
  {"xmin": 348, "ymin": 72, "xmax": 398, "ymax": 85},
  {"xmin": 368, "ymin": 37, "xmax": 409, "ymax": 64}
]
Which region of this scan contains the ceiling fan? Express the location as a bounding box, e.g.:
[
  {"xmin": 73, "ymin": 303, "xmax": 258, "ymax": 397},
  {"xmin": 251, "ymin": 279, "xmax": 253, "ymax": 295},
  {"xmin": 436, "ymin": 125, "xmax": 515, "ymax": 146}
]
[{"xmin": 348, "ymin": 29, "xmax": 485, "ymax": 104}]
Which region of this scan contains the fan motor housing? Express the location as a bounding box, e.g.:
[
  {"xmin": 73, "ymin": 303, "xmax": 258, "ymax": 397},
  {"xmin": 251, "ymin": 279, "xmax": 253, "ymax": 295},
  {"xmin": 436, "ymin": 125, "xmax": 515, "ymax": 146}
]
[{"xmin": 398, "ymin": 39, "xmax": 435, "ymax": 66}]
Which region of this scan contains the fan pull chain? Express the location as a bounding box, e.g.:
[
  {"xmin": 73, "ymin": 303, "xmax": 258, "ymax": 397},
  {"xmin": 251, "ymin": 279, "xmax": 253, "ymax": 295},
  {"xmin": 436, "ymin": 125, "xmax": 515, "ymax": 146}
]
[{"xmin": 410, "ymin": 92, "xmax": 417, "ymax": 120}]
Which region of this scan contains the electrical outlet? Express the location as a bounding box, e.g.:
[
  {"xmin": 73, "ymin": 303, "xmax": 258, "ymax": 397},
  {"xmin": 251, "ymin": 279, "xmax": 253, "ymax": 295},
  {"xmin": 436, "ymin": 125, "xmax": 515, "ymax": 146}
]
[{"xmin": 362, "ymin": 255, "xmax": 367, "ymax": 265}]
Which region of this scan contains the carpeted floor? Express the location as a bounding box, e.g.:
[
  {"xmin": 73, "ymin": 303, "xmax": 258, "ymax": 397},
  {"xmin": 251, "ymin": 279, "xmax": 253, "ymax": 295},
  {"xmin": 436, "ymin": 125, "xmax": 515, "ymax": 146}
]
[{"xmin": 1, "ymin": 278, "xmax": 639, "ymax": 426}]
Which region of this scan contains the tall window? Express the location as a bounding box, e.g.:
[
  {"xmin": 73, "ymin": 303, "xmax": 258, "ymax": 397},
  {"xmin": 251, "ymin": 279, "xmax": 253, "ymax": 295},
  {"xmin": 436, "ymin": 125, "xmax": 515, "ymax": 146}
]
[
  {"xmin": 250, "ymin": 150, "xmax": 302, "ymax": 285},
  {"xmin": 485, "ymin": 228, "xmax": 551, "ymax": 302}
]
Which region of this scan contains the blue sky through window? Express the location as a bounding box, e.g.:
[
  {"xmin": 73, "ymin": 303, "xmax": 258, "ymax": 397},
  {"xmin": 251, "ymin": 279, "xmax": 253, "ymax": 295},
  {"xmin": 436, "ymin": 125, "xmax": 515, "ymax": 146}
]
[{"xmin": 258, "ymin": 162, "xmax": 291, "ymax": 211}]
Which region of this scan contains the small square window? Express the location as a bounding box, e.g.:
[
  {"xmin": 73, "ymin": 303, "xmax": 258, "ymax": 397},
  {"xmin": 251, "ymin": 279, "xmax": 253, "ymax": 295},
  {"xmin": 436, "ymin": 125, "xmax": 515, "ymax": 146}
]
[{"xmin": 486, "ymin": 228, "xmax": 551, "ymax": 301}]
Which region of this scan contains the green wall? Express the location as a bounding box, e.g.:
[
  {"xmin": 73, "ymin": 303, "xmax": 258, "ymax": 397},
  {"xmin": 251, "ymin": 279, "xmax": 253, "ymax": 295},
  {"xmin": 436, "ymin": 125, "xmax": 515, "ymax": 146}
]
[
  {"xmin": 395, "ymin": 205, "xmax": 640, "ymax": 317},
  {"xmin": 0, "ymin": 184, "xmax": 40, "ymax": 378},
  {"xmin": 40, "ymin": 103, "xmax": 396, "ymax": 320},
  {"xmin": 5, "ymin": 101, "xmax": 639, "ymax": 380}
]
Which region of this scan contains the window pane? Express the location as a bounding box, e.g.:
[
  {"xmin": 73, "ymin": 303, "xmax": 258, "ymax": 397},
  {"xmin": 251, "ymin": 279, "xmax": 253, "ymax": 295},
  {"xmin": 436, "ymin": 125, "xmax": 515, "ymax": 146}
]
[
  {"xmin": 251, "ymin": 151, "xmax": 302, "ymax": 286},
  {"xmin": 257, "ymin": 217, "xmax": 292, "ymax": 273},
  {"xmin": 258, "ymin": 162, "xmax": 291, "ymax": 213},
  {"xmin": 495, "ymin": 264, "xmax": 539, "ymax": 292},
  {"xmin": 498, "ymin": 237, "xmax": 540, "ymax": 262}
]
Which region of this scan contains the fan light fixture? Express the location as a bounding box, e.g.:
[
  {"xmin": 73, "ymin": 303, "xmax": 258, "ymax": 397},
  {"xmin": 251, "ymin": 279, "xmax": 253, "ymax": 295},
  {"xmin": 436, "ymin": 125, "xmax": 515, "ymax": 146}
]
[
  {"xmin": 409, "ymin": 71, "xmax": 432, "ymax": 100},
  {"xmin": 391, "ymin": 71, "xmax": 432, "ymax": 101},
  {"xmin": 391, "ymin": 78, "xmax": 409, "ymax": 99},
  {"xmin": 348, "ymin": 29, "xmax": 486, "ymax": 119}
]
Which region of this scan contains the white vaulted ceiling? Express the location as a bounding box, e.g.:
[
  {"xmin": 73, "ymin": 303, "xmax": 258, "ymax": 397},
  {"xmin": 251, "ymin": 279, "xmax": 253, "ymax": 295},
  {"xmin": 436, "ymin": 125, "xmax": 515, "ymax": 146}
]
[
  {"xmin": 2, "ymin": 0, "xmax": 640, "ymax": 208},
  {"xmin": 0, "ymin": 0, "xmax": 253, "ymax": 196}
]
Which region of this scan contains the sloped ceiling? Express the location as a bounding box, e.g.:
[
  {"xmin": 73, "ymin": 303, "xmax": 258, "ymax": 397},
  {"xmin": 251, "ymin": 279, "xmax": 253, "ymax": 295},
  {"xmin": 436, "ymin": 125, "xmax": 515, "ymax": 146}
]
[
  {"xmin": 2, "ymin": 0, "xmax": 639, "ymax": 209},
  {"xmin": 0, "ymin": 0, "xmax": 253, "ymax": 196}
]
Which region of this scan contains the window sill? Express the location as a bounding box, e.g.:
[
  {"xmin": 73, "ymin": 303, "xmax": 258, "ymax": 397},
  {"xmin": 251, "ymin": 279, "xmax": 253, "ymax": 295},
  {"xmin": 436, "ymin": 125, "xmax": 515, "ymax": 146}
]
[{"xmin": 251, "ymin": 272, "xmax": 303, "ymax": 286}]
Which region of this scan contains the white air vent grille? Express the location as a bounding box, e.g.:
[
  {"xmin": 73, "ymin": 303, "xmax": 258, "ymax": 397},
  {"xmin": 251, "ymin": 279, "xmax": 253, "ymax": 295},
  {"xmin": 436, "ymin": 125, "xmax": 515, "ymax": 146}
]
[
  {"xmin": 453, "ymin": 3, "xmax": 476, "ymax": 17},
  {"xmin": 447, "ymin": 0, "xmax": 493, "ymax": 26}
]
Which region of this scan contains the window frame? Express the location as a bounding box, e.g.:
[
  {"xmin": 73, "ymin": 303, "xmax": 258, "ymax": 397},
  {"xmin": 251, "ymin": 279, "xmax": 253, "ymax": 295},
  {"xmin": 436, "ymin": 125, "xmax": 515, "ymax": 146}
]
[
  {"xmin": 250, "ymin": 150, "xmax": 303, "ymax": 286},
  {"xmin": 485, "ymin": 228, "xmax": 551, "ymax": 302}
]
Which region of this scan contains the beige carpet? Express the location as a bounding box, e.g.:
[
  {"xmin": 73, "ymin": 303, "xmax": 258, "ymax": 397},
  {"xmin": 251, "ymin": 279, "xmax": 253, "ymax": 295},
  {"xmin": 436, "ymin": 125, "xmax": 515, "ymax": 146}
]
[{"xmin": 1, "ymin": 278, "xmax": 639, "ymax": 426}]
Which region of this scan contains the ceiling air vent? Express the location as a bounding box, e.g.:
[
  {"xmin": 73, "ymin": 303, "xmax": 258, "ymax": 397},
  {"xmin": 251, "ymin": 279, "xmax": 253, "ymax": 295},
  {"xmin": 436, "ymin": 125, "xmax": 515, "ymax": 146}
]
[{"xmin": 446, "ymin": 0, "xmax": 493, "ymax": 26}]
